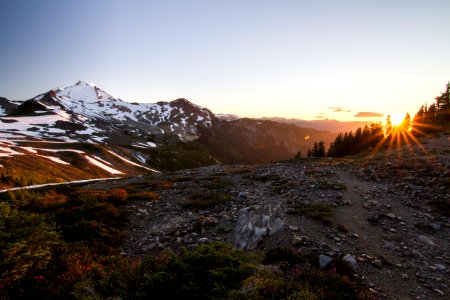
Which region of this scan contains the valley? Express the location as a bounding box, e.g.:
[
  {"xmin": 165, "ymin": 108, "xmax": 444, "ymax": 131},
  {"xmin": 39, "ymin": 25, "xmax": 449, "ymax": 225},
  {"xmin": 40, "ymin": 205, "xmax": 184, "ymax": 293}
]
[
  {"xmin": 1, "ymin": 132, "xmax": 448, "ymax": 299},
  {"xmin": 1, "ymin": 82, "xmax": 449, "ymax": 299}
]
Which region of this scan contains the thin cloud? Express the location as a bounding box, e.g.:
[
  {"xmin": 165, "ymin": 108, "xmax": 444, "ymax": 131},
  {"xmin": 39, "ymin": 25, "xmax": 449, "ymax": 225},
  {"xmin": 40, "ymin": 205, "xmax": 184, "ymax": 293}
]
[
  {"xmin": 313, "ymin": 114, "xmax": 327, "ymax": 119},
  {"xmin": 354, "ymin": 112, "xmax": 384, "ymax": 118},
  {"xmin": 329, "ymin": 107, "xmax": 351, "ymax": 113}
]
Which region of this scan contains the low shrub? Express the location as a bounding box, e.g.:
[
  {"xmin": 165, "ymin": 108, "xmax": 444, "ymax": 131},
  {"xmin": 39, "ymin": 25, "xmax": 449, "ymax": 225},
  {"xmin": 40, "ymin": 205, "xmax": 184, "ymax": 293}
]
[
  {"xmin": 203, "ymin": 178, "xmax": 234, "ymax": 190},
  {"xmin": 287, "ymin": 203, "xmax": 334, "ymax": 225},
  {"xmin": 129, "ymin": 191, "xmax": 159, "ymax": 201},
  {"xmin": 316, "ymin": 181, "xmax": 347, "ymax": 190},
  {"xmin": 183, "ymin": 192, "xmax": 232, "ymax": 208}
]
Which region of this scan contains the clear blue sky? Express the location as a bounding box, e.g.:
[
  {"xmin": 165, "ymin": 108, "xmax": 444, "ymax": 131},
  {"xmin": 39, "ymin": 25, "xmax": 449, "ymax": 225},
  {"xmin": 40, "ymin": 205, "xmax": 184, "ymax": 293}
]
[{"xmin": 1, "ymin": 0, "xmax": 449, "ymax": 121}]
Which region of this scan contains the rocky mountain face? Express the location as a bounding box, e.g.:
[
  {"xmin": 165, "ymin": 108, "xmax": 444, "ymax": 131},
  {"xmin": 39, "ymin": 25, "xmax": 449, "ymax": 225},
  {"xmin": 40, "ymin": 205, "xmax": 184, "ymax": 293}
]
[
  {"xmin": 0, "ymin": 97, "xmax": 18, "ymax": 116},
  {"xmin": 84, "ymin": 135, "xmax": 450, "ymax": 299},
  {"xmin": 1, "ymin": 81, "xmax": 215, "ymax": 143},
  {"xmin": 1, "ymin": 81, "xmax": 337, "ymax": 175}
]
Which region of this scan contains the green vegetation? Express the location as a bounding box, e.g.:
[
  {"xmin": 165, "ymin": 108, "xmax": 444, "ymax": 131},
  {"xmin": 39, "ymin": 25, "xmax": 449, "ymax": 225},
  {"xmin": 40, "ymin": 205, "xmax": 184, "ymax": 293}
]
[
  {"xmin": 413, "ymin": 82, "xmax": 450, "ymax": 135},
  {"xmin": 0, "ymin": 187, "xmax": 373, "ymax": 299},
  {"xmin": 142, "ymin": 141, "xmax": 216, "ymax": 171},
  {"xmin": 72, "ymin": 244, "xmax": 373, "ymax": 300},
  {"xmin": 0, "ymin": 188, "xmax": 134, "ymax": 298},
  {"xmin": 288, "ymin": 203, "xmax": 334, "ymax": 225},
  {"xmin": 203, "ymin": 178, "xmax": 234, "ymax": 190},
  {"xmin": 316, "ymin": 181, "xmax": 347, "ymax": 190},
  {"xmin": 183, "ymin": 192, "xmax": 232, "ymax": 208},
  {"xmin": 327, "ymin": 123, "xmax": 384, "ymax": 158}
]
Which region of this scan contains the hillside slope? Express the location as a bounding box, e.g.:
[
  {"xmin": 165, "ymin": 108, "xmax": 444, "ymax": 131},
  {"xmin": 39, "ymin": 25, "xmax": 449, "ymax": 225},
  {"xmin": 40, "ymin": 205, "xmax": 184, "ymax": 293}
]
[
  {"xmin": 85, "ymin": 134, "xmax": 450, "ymax": 299},
  {"xmin": 198, "ymin": 118, "xmax": 335, "ymax": 163}
]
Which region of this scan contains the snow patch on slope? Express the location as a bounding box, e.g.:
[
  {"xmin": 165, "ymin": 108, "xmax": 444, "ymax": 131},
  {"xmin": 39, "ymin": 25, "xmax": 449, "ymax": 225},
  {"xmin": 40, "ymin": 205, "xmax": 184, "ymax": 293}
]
[
  {"xmin": 106, "ymin": 150, "xmax": 159, "ymax": 173},
  {"xmin": 85, "ymin": 155, "xmax": 124, "ymax": 175},
  {"xmin": 36, "ymin": 154, "xmax": 70, "ymax": 165}
]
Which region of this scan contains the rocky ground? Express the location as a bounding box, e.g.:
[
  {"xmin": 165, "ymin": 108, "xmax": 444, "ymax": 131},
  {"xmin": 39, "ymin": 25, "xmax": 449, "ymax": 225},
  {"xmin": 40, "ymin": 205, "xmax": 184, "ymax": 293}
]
[{"xmin": 85, "ymin": 135, "xmax": 450, "ymax": 300}]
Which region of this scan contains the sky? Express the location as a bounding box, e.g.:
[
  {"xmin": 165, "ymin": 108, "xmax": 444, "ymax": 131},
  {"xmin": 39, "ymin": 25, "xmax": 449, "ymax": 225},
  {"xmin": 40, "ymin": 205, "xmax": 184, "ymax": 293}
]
[{"xmin": 1, "ymin": 0, "xmax": 449, "ymax": 122}]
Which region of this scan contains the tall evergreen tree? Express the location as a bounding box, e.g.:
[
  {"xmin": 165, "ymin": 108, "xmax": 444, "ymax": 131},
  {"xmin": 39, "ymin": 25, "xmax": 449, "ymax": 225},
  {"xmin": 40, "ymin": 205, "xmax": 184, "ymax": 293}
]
[
  {"xmin": 318, "ymin": 141, "xmax": 326, "ymax": 157},
  {"xmin": 385, "ymin": 115, "xmax": 393, "ymax": 136},
  {"xmin": 401, "ymin": 113, "xmax": 411, "ymax": 131}
]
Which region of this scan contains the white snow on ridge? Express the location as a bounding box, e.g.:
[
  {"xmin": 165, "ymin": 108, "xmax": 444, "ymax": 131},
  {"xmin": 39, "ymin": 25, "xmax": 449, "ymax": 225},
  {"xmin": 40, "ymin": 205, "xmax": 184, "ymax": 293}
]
[
  {"xmin": 0, "ymin": 114, "xmax": 67, "ymax": 129},
  {"xmin": 0, "ymin": 107, "xmax": 5, "ymax": 116},
  {"xmin": 2, "ymin": 81, "xmax": 215, "ymax": 143},
  {"xmin": 85, "ymin": 155, "xmax": 124, "ymax": 175},
  {"xmin": 132, "ymin": 141, "xmax": 157, "ymax": 149}
]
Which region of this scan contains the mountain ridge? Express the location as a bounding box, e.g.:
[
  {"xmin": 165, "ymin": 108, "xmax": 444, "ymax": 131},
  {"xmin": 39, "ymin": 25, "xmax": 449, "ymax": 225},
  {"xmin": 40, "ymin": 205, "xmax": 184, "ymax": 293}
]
[{"xmin": 1, "ymin": 81, "xmax": 338, "ymax": 186}]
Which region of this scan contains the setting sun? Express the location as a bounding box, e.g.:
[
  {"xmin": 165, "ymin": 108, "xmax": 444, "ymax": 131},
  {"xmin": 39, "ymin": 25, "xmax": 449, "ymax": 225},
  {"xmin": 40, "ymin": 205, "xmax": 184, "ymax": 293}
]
[{"xmin": 390, "ymin": 113, "xmax": 405, "ymax": 126}]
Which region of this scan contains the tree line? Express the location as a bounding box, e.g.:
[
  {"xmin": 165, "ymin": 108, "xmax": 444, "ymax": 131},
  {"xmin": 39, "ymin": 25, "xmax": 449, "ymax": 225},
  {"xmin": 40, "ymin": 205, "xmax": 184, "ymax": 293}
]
[
  {"xmin": 412, "ymin": 82, "xmax": 450, "ymax": 135},
  {"xmin": 305, "ymin": 82, "xmax": 449, "ymax": 158},
  {"xmin": 308, "ymin": 123, "xmax": 384, "ymax": 158}
]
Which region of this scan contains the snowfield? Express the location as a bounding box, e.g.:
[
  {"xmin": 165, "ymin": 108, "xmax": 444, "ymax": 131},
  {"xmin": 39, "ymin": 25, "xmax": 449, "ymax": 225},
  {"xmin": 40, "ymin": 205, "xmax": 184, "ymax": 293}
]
[{"xmin": 1, "ymin": 81, "xmax": 215, "ymax": 142}]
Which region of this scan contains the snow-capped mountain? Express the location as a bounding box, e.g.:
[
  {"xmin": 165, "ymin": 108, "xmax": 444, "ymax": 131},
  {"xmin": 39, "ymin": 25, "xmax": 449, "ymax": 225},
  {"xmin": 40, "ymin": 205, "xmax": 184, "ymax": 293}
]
[
  {"xmin": 1, "ymin": 81, "xmax": 215, "ymax": 144},
  {"xmin": 215, "ymin": 113, "xmax": 240, "ymax": 122}
]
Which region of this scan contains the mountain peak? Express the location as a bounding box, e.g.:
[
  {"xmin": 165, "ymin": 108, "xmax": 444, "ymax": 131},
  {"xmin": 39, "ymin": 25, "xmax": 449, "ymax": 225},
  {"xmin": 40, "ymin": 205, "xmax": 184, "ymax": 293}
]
[
  {"xmin": 58, "ymin": 81, "xmax": 115, "ymax": 103},
  {"xmin": 75, "ymin": 80, "xmax": 96, "ymax": 87}
]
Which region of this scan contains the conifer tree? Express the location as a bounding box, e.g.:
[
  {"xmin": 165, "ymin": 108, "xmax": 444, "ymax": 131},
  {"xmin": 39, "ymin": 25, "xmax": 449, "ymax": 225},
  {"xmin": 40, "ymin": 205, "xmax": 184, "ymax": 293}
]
[
  {"xmin": 385, "ymin": 115, "xmax": 393, "ymax": 136},
  {"xmin": 401, "ymin": 113, "xmax": 411, "ymax": 131}
]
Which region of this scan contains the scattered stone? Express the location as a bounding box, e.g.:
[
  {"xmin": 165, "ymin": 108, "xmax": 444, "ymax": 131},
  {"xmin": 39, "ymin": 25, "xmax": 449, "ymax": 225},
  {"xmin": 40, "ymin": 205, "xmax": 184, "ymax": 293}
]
[
  {"xmin": 137, "ymin": 208, "xmax": 148, "ymax": 215},
  {"xmin": 337, "ymin": 223, "xmax": 349, "ymax": 232},
  {"xmin": 363, "ymin": 200, "xmax": 379, "ymax": 209},
  {"xmin": 319, "ymin": 254, "xmax": 333, "ymax": 269},
  {"xmin": 429, "ymin": 223, "xmax": 441, "ymax": 230},
  {"xmin": 198, "ymin": 237, "xmax": 209, "ymax": 244},
  {"xmin": 371, "ymin": 259, "xmax": 383, "ymax": 269},
  {"xmin": 434, "ymin": 288, "xmax": 445, "ymax": 296},
  {"xmin": 237, "ymin": 191, "xmax": 248, "ymax": 198},
  {"xmin": 343, "ymin": 254, "xmax": 358, "ymax": 270},
  {"xmin": 434, "ymin": 264, "xmax": 447, "ymax": 273},
  {"xmin": 200, "ymin": 216, "xmax": 219, "ymax": 227},
  {"xmin": 233, "ymin": 205, "xmax": 283, "ymax": 250},
  {"xmin": 418, "ymin": 235, "xmax": 436, "ymax": 247},
  {"xmin": 119, "ymin": 147, "xmax": 450, "ymax": 300},
  {"xmin": 368, "ymin": 214, "xmax": 380, "ymax": 224},
  {"xmin": 382, "ymin": 233, "xmax": 402, "ymax": 241},
  {"xmin": 384, "ymin": 213, "xmax": 397, "ymax": 220},
  {"xmin": 350, "ymin": 233, "xmax": 359, "ymax": 239},
  {"xmin": 291, "ymin": 235, "xmax": 303, "ymax": 246}
]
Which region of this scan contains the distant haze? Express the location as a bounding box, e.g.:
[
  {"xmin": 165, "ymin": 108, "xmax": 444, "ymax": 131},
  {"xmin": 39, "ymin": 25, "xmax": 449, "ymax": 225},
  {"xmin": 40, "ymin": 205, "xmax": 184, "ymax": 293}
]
[
  {"xmin": 1, "ymin": 0, "xmax": 449, "ymax": 121},
  {"xmin": 263, "ymin": 117, "xmax": 371, "ymax": 133}
]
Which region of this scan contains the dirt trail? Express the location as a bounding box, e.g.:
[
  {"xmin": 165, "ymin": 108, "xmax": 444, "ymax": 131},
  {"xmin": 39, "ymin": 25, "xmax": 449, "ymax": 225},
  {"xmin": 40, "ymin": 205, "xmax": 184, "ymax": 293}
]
[{"xmin": 333, "ymin": 164, "xmax": 449, "ymax": 300}]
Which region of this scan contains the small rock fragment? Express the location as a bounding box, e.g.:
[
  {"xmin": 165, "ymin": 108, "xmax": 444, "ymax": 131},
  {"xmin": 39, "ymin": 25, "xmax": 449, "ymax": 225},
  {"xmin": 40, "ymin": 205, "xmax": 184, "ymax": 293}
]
[
  {"xmin": 292, "ymin": 235, "xmax": 303, "ymax": 246},
  {"xmin": 343, "ymin": 254, "xmax": 358, "ymax": 270},
  {"xmin": 319, "ymin": 255, "xmax": 333, "ymax": 269}
]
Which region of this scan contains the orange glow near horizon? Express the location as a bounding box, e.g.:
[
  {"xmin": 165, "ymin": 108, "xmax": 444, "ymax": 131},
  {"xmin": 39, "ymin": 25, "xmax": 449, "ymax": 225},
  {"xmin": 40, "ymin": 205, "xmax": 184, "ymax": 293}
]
[{"xmin": 390, "ymin": 113, "xmax": 405, "ymax": 126}]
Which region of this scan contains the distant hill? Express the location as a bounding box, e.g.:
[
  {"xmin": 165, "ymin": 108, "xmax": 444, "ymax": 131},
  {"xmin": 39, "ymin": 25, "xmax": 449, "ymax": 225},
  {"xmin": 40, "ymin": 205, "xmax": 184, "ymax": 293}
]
[
  {"xmin": 199, "ymin": 118, "xmax": 335, "ymax": 163},
  {"xmin": 1, "ymin": 81, "xmax": 338, "ymax": 185},
  {"xmin": 262, "ymin": 117, "xmax": 371, "ymax": 133}
]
